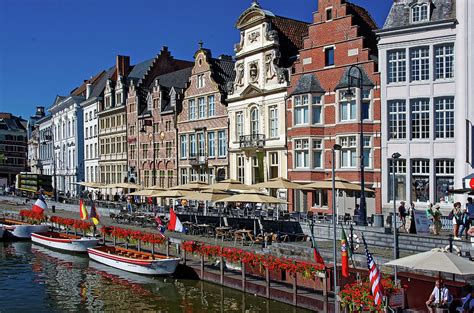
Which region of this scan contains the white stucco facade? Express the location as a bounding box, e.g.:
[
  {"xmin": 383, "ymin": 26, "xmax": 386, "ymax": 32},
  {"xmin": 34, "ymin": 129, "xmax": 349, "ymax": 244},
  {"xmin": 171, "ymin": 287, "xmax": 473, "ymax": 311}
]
[{"xmin": 82, "ymin": 96, "xmax": 100, "ymax": 185}]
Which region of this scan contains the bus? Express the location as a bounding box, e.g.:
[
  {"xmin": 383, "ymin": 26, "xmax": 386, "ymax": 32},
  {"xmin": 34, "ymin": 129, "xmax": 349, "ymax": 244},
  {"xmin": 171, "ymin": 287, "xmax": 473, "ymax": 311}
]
[{"xmin": 15, "ymin": 172, "xmax": 53, "ymax": 197}]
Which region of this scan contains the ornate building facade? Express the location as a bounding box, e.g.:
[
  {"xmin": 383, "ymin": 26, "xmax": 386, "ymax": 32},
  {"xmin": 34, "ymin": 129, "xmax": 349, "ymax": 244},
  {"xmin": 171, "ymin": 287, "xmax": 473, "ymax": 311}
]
[
  {"xmin": 227, "ymin": 2, "xmax": 308, "ymax": 194},
  {"xmin": 177, "ymin": 45, "xmax": 235, "ymax": 185}
]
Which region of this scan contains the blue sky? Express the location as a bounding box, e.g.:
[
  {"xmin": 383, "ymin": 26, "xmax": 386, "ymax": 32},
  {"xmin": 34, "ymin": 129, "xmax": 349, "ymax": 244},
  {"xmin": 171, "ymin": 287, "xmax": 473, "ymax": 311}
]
[{"xmin": 0, "ymin": 0, "xmax": 392, "ymax": 119}]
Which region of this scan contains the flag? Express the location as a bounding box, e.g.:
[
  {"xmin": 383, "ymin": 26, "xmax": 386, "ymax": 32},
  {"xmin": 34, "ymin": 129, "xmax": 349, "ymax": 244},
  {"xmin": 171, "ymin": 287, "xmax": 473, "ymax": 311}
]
[
  {"xmin": 155, "ymin": 215, "xmax": 166, "ymax": 235},
  {"xmin": 340, "ymin": 226, "xmax": 353, "ymax": 277},
  {"xmin": 311, "ymin": 237, "xmax": 325, "ymax": 266},
  {"xmin": 362, "ymin": 234, "xmax": 384, "ymax": 306},
  {"xmin": 167, "ymin": 208, "xmax": 183, "ymax": 232},
  {"xmin": 89, "ymin": 199, "xmax": 100, "ymax": 226},
  {"xmin": 79, "ymin": 199, "xmax": 88, "ymax": 220},
  {"xmin": 31, "ymin": 194, "xmax": 47, "ymax": 214}
]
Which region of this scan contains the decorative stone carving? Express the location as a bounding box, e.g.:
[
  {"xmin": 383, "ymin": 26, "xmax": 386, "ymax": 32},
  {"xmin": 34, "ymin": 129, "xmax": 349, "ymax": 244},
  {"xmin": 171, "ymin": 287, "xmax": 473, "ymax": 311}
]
[
  {"xmin": 249, "ymin": 61, "xmax": 259, "ymax": 83},
  {"xmin": 265, "ymin": 52, "xmax": 276, "ymax": 81},
  {"xmin": 266, "ymin": 30, "xmax": 279, "ymax": 42},
  {"xmin": 248, "ymin": 31, "xmax": 260, "ymax": 43},
  {"xmin": 226, "ymin": 82, "xmax": 234, "ymax": 95},
  {"xmin": 234, "ymin": 31, "xmax": 245, "ymax": 53},
  {"xmin": 235, "ymin": 62, "xmax": 245, "ymax": 87},
  {"xmin": 276, "ymin": 67, "xmax": 288, "ymax": 84}
]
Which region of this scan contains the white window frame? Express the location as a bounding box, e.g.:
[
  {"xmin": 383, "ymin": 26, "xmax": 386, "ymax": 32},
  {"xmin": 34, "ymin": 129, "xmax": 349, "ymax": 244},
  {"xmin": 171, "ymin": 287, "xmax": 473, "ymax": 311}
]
[
  {"xmin": 208, "ymin": 95, "xmax": 215, "ymax": 117},
  {"xmin": 294, "ymin": 138, "xmax": 309, "ymax": 169},
  {"xmin": 207, "ymin": 132, "xmax": 215, "ymax": 158},
  {"xmin": 312, "ymin": 139, "xmax": 323, "ymax": 169},
  {"xmin": 410, "ymin": 47, "xmax": 430, "ymax": 81},
  {"xmin": 236, "ymin": 112, "xmax": 244, "ymax": 141},
  {"xmin": 339, "ymin": 90, "xmax": 357, "ymax": 122},
  {"xmin": 197, "ymin": 74, "xmax": 205, "ymax": 88},
  {"xmin": 198, "ymin": 97, "xmax": 206, "ymax": 119},
  {"xmin": 340, "ymin": 136, "xmax": 357, "ymax": 168},
  {"xmin": 411, "ymin": 3, "xmax": 429, "ymax": 23},
  {"xmin": 411, "ymin": 98, "xmax": 430, "ymax": 139},
  {"xmin": 387, "ymin": 50, "xmax": 407, "ymax": 83},
  {"xmin": 250, "ymin": 108, "xmax": 259, "ymax": 135},
  {"xmin": 180, "ymin": 135, "xmax": 187, "ymax": 159},
  {"xmin": 388, "ymin": 100, "xmax": 407, "ymax": 140},
  {"xmin": 218, "ymin": 130, "xmax": 226, "ymax": 157},
  {"xmin": 434, "ymin": 44, "xmax": 454, "ymax": 80},
  {"xmin": 188, "ymin": 99, "xmax": 196, "ymax": 120},
  {"xmin": 435, "ymin": 97, "xmax": 454, "ymax": 139},
  {"xmin": 269, "ymin": 106, "xmax": 278, "ymax": 138}
]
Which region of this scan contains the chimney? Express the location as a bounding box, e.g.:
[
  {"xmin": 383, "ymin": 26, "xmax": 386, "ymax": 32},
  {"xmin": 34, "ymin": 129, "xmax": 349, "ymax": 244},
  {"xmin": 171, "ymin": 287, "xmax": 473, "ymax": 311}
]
[
  {"xmin": 35, "ymin": 106, "xmax": 45, "ymax": 118},
  {"xmin": 86, "ymin": 83, "xmax": 92, "ymax": 99},
  {"xmin": 116, "ymin": 55, "xmax": 130, "ymax": 78}
]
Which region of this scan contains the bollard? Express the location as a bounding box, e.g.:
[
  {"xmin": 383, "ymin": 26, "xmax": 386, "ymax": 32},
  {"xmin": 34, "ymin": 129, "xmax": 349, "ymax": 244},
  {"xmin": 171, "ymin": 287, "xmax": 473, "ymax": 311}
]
[{"xmin": 448, "ymin": 234, "xmax": 453, "ymax": 253}]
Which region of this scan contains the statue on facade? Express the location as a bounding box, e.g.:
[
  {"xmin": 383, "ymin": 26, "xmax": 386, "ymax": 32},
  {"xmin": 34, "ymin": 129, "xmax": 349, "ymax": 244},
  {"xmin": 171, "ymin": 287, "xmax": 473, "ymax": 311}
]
[
  {"xmin": 265, "ymin": 51, "xmax": 277, "ymax": 81},
  {"xmin": 226, "ymin": 82, "xmax": 234, "ymax": 95},
  {"xmin": 249, "ymin": 62, "xmax": 259, "ymax": 83},
  {"xmin": 266, "ymin": 29, "xmax": 279, "ymax": 42},
  {"xmin": 235, "ymin": 62, "xmax": 245, "ymax": 87},
  {"xmin": 276, "ymin": 67, "xmax": 288, "ymax": 84},
  {"xmin": 234, "ymin": 31, "xmax": 245, "ymax": 53}
]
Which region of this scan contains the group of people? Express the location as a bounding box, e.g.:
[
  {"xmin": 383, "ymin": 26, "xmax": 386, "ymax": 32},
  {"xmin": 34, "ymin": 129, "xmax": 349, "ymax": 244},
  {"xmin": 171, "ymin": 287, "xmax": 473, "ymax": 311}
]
[
  {"xmin": 449, "ymin": 197, "xmax": 474, "ymax": 240},
  {"xmin": 426, "ymin": 280, "xmax": 473, "ymax": 312}
]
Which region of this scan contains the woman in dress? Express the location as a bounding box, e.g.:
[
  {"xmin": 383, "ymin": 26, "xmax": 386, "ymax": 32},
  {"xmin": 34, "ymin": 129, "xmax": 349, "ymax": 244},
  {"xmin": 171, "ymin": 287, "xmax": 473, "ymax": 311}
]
[
  {"xmin": 426, "ymin": 203, "xmax": 442, "ymax": 235},
  {"xmin": 452, "ymin": 202, "xmax": 463, "ymax": 240}
]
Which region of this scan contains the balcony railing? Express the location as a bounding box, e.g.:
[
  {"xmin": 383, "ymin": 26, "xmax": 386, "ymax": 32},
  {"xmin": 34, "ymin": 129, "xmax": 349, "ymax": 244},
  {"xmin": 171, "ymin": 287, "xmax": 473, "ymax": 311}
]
[
  {"xmin": 239, "ymin": 134, "xmax": 265, "ymax": 149},
  {"xmin": 189, "ymin": 153, "xmax": 208, "ymax": 166}
]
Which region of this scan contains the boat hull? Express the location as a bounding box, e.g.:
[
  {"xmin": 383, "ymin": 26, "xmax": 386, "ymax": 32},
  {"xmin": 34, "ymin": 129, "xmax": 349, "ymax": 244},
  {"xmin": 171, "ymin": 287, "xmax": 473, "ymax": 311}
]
[
  {"xmin": 87, "ymin": 247, "xmax": 180, "ymax": 275},
  {"xmin": 31, "ymin": 232, "xmax": 99, "ymax": 252},
  {"xmin": 2, "ymin": 224, "xmax": 49, "ymax": 239}
]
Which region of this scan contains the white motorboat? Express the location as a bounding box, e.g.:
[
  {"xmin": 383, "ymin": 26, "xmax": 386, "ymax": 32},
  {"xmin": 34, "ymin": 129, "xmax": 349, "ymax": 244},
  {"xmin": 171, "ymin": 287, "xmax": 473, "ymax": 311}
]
[
  {"xmin": 31, "ymin": 231, "xmax": 99, "ymax": 252},
  {"xmin": 1, "ymin": 219, "xmax": 49, "ymax": 239},
  {"xmin": 87, "ymin": 245, "xmax": 180, "ymax": 276}
]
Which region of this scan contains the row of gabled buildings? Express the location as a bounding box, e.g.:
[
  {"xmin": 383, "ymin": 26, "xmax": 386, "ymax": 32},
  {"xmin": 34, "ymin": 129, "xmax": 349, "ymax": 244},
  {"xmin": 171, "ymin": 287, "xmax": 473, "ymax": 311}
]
[{"xmin": 27, "ymin": 0, "xmax": 474, "ymax": 216}]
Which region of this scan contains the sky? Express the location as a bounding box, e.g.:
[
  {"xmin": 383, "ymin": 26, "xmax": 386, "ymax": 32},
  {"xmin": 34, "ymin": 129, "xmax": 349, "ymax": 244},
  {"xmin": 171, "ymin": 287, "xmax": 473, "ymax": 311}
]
[{"xmin": 0, "ymin": 0, "xmax": 393, "ymax": 120}]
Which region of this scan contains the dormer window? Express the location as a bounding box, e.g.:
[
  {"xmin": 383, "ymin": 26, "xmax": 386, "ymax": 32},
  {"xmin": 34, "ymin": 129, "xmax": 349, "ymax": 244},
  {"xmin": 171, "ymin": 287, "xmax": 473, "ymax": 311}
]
[
  {"xmin": 326, "ymin": 8, "xmax": 333, "ymax": 21},
  {"xmin": 197, "ymin": 74, "xmax": 205, "ymax": 88},
  {"xmin": 411, "ymin": 3, "xmax": 429, "ymax": 23}
]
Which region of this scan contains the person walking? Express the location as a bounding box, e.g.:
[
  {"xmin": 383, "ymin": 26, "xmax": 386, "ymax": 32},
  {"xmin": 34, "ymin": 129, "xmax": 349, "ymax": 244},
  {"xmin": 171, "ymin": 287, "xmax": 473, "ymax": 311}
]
[
  {"xmin": 398, "ymin": 201, "xmax": 407, "ymax": 232},
  {"xmin": 467, "ymin": 197, "xmax": 474, "ymax": 227},
  {"xmin": 427, "ymin": 203, "xmax": 442, "ymax": 235},
  {"xmin": 409, "ymin": 202, "xmax": 417, "ymax": 234},
  {"xmin": 459, "ymin": 208, "xmax": 471, "ymax": 239},
  {"xmin": 451, "ymin": 202, "xmax": 463, "ymax": 240}
]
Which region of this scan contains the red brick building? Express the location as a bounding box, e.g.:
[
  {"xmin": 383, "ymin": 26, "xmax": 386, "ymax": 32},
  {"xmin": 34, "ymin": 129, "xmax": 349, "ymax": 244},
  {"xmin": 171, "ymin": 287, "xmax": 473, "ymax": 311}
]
[
  {"xmin": 177, "ymin": 46, "xmax": 235, "ymax": 185},
  {"xmin": 287, "ymin": 0, "xmax": 381, "ymax": 215},
  {"xmin": 127, "ymin": 47, "xmax": 193, "ymax": 188}
]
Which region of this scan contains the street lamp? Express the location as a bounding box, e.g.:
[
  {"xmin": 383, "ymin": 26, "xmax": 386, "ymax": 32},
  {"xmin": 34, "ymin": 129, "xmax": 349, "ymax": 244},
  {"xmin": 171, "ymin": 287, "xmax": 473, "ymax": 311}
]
[
  {"xmin": 42, "ymin": 129, "xmax": 57, "ymax": 202},
  {"xmin": 391, "ymin": 152, "xmax": 401, "ymax": 282},
  {"xmin": 344, "ymin": 65, "xmax": 367, "ymax": 226},
  {"xmin": 332, "ymin": 143, "xmax": 342, "ymax": 302}
]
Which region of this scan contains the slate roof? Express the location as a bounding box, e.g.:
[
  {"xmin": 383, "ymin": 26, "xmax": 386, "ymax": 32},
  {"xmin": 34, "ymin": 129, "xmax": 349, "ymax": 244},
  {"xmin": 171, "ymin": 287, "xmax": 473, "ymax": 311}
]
[
  {"xmin": 71, "ymin": 70, "xmax": 106, "ymax": 97},
  {"xmin": 0, "ymin": 114, "xmax": 27, "ymax": 131},
  {"xmin": 383, "ymin": 0, "xmax": 456, "ymax": 30},
  {"xmin": 210, "ymin": 57, "xmax": 236, "ymax": 93},
  {"xmin": 290, "ymin": 74, "xmax": 325, "ymax": 96},
  {"xmin": 270, "ymin": 16, "xmax": 309, "ymax": 68},
  {"xmin": 335, "ymin": 66, "xmax": 374, "ymax": 89},
  {"xmin": 128, "ymin": 58, "xmax": 155, "ymax": 82},
  {"xmin": 90, "ymin": 66, "xmax": 115, "ymax": 98},
  {"xmin": 154, "ymin": 67, "xmax": 193, "ymax": 89}
]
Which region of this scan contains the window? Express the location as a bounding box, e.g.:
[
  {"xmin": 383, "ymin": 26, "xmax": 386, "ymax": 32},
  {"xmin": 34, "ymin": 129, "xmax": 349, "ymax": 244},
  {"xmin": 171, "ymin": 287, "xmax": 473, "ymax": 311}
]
[
  {"xmin": 312, "ymin": 139, "xmax": 323, "ymax": 169},
  {"xmin": 411, "ymin": 160, "xmax": 430, "ymax": 202},
  {"xmin": 269, "ymin": 106, "xmax": 278, "ymax": 138},
  {"xmin": 159, "ymin": 170, "xmax": 165, "ymax": 188},
  {"xmin": 294, "ymin": 95, "xmax": 308, "ymax": 125},
  {"xmin": 110, "ymin": 138, "xmax": 115, "ymax": 154},
  {"xmin": 312, "ymin": 96, "xmax": 322, "ymax": 124},
  {"xmin": 105, "ymin": 96, "xmax": 111, "ymax": 108},
  {"xmin": 142, "ymin": 144, "xmax": 148, "ymax": 159},
  {"xmin": 166, "ymin": 142, "xmax": 172, "ymax": 158},
  {"xmin": 116, "ymin": 93, "xmax": 122, "ymax": 105},
  {"xmin": 188, "ymin": 99, "xmax": 196, "ymax": 120},
  {"xmin": 250, "ymin": 108, "xmax": 259, "ymax": 135},
  {"xmin": 435, "ymin": 97, "xmax": 454, "ymax": 138},
  {"xmin": 144, "ymin": 170, "xmax": 149, "ymax": 187},
  {"xmin": 154, "ymin": 142, "xmax": 159, "ymax": 156},
  {"xmin": 388, "ymin": 100, "xmax": 406, "ymax": 139},
  {"xmin": 294, "ymin": 139, "xmax": 309, "ymax": 168},
  {"xmin": 340, "ymin": 136, "xmax": 357, "ymax": 168},
  {"xmin": 411, "ymin": 99, "xmax": 430, "ymax": 139},
  {"xmin": 208, "ymin": 95, "xmax": 215, "ymax": 117},
  {"xmin": 269, "ymin": 152, "xmax": 278, "ymax": 179},
  {"xmin": 198, "ymin": 97, "xmax": 206, "ymax": 118},
  {"xmin": 180, "ymin": 135, "xmax": 187, "ymax": 159},
  {"xmin": 197, "ymin": 133, "xmax": 205, "ymax": 156},
  {"xmin": 363, "ymin": 136, "xmax": 372, "ymax": 168},
  {"xmin": 167, "ymin": 170, "xmax": 173, "ymax": 188},
  {"xmin": 208, "ymin": 132, "xmax": 215, "ymax": 158},
  {"xmin": 191, "ymin": 168, "xmax": 198, "ymax": 182},
  {"xmin": 189, "ymin": 134, "xmax": 196, "ymax": 157},
  {"xmin": 339, "ymin": 91, "xmax": 356, "ymax": 121},
  {"xmin": 237, "ymin": 155, "xmax": 245, "ymax": 183},
  {"xmin": 326, "ymin": 8, "xmax": 333, "ymax": 21},
  {"xmin": 435, "ymin": 44, "xmax": 454, "ymax": 80},
  {"xmin": 236, "ymin": 112, "xmax": 244, "ymax": 141},
  {"xmin": 218, "ymin": 131, "xmax": 226, "ymax": 157},
  {"xmin": 410, "ymin": 47, "xmax": 429, "ymax": 81},
  {"xmin": 85, "ymin": 128, "xmax": 89, "ymax": 139},
  {"xmin": 388, "ymin": 159, "xmax": 407, "ymax": 202},
  {"xmin": 411, "ymin": 4, "xmax": 429, "ymax": 23},
  {"xmin": 388, "ymin": 50, "xmax": 406, "ymax": 83},
  {"xmin": 435, "ymin": 159, "xmax": 454, "ymax": 203},
  {"xmin": 197, "ymin": 74, "xmax": 204, "ymax": 88},
  {"xmin": 325, "ymin": 47, "xmax": 334, "ymax": 67},
  {"xmin": 362, "ymin": 89, "xmax": 371, "ymax": 120},
  {"xmin": 180, "ymin": 168, "xmax": 188, "ymax": 185}
]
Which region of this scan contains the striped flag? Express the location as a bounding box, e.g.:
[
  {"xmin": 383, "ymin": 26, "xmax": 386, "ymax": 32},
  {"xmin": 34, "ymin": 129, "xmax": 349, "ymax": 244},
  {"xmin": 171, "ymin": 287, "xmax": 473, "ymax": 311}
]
[
  {"xmin": 89, "ymin": 199, "xmax": 100, "ymax": 226},
  {"xmin": 362, "ymin": 234, "xmax": 384, "ymax": 306},
  {"xmin": 167, "ymin": 208, "xmax": 183, "ymax": 232},
  {"xmin": 341, "ymin": 226, "xmax": 350, "ymax": 277},
  {"xmin": 79, "ymin": 199, "xmax": 88, "ymax": 220},
  {"xmin": 31, "ymin": 194, "xmax": 47, "ymax": 214}
]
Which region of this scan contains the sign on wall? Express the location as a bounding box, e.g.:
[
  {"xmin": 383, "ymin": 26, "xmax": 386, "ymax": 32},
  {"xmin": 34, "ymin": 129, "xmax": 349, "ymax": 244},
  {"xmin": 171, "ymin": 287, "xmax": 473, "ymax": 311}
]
[{"xmin": 413, "ymin": 210, "xmax": 430, "ymax": 234}]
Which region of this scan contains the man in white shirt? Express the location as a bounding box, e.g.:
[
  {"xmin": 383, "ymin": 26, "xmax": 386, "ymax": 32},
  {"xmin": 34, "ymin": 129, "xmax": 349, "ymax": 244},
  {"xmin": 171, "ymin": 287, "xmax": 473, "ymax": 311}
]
[{"xmin": 426, "ymin": 280, "xmax": 449, "ymax": 313}]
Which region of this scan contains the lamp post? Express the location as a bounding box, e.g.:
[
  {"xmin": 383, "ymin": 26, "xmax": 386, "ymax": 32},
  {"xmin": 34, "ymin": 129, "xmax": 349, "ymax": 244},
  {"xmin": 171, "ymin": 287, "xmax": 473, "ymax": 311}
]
[
  {"xmin": 344, "ymin": 65, "xmax": 367, "ymax": 226},
  {"xmin": 391, "ymin": 152, "xmax": 401, "ymax": 282},
  {"xmin": 332, "ymin": 143, "xmax": 342, "ymax": 303},
  {"xmin": 43, "ymin": 129, "xmax": 57, "ymax": 202}
]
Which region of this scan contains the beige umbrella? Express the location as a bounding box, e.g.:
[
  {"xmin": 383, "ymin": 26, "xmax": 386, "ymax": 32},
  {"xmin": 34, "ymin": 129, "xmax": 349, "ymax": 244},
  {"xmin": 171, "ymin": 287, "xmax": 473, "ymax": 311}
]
[
  {"xmin": 305, "ymin": 177, "xmax": 375, "ymax": 192},
  {"xmin": 219, "ymin": 190, "xmax": 288, "ymax": 204},
  {"xmin": 128, "ymin": 189, "xmax": 159, "ymax": 197},
  {"xmin": 152, "ymin": 190, "xmax": 192, "ymax": 198},
  {"xmin": 208, "ymin": 179, "xmax": 254, "ymax": 191},
  {"xmin": 104, "ymin": 182, "xmax": 144, "ymax": 190},
  {"xmin": 186, "ymin": 188, "xmax": 231, "ymax": 202},
  {"xmin": 386, "ymin": 248, "xmax": 474, "ymax": 275},
  {"xmin": 147, "ymin": 185, "xmax": 165, "ymax": 191},
  {"xmin": 170, "ymin": 181, "xmax": 208, "ymax": 191},
  {"xmin": 253, "ymin": 177, "xmax": 310, "ymax": 190},
  {"xmin": 76, "ymin": 182, "xmax": 106, "ymax": 188}
]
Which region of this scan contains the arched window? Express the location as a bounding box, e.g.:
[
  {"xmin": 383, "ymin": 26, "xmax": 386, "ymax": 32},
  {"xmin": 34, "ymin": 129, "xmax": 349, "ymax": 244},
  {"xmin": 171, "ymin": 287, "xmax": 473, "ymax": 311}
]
[
  {"xmin": 250, "ymin": 107, "xmax": 259, "ymax": 136},
  {"xmin": 411, "ymin": 3, "xmax": 429, "ymax": 23}
]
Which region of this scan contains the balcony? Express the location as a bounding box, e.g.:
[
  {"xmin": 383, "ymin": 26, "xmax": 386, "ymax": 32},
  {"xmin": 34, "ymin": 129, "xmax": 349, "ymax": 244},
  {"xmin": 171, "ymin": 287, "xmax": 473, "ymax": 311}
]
[
  {"xmin": 239, "ymin": 134, "xmax": 265, "ymax": 149},
  {"xmin": 189, "ymin": 153, "xmax": 208, "ymax": 166}
]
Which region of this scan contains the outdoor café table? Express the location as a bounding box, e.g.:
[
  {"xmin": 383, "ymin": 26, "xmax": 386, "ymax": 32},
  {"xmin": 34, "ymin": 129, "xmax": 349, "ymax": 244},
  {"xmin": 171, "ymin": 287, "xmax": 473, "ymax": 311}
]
[
  {"xmin": 195, "ymin": 224, "xmax": 212, "ymax": 236},
  {"xmin": 215, "ymin": 226, "xmax": 232, "ymax": 241},
  {"xmin": 234, "ymin": 229, "xmax": 253, "ymax": 245}
]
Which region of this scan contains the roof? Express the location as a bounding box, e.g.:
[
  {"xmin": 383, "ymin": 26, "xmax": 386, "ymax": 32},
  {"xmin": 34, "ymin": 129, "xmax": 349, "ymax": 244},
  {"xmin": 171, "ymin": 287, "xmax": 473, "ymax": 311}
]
[
  {"xmin": 210, "ymin": 57, "xmax": 236, "ymax": 93},
  {"xmin": 128, "ymin": 58, "xmax": 155, "ymax": 83},
  {"xmin": 71, "ymin": 70, "xmax": 106, "ymax": 97},
  {"xmin": 335, "ymin": 66, "xmax": 374, "ymax": 89},
  {"xmin": 270, "ymin": 16, "xmax": 309, "ymax": 68},
  {"xmin": 383, "ymin": 0, "xmax": 456, "ymax": 30},
  {"xmin": 0, "ymin": 114, "xmax": 27, "ymax": 132},
  {"xmin": 90, "ymin": 66, "xmax": 115, "ymax": 98},
  {"xmin": 290, "ymin": 74, "xmax": 325, "ymax": 96},
  {"xmin": 154, "ymin": 67, "xmax": 193, "ymax": 89}
]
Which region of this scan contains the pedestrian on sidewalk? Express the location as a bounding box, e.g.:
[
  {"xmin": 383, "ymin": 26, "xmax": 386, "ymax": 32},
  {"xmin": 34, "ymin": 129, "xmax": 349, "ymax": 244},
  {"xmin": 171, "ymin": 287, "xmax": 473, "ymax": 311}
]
[
  {"xmin": 398, "ymin": 201, "xmax": 407, "ymax": 232},
  {"xmin": 427, "ymin": 203, "xmax": 442, "ymax": 235},
  {"xmin": 451, "ymin": 202, "xmax": 463, "ymax": 240},
  {"xmin": 459, "ymin": 208, "xmax": 471, "ymax": 239},
  {"xmin": 466, "ymin": 197, "xmax": 474, "ymax": 227},
  {"xmin": 409, "ymin": 202, "xmax": 417, "ymax": 234}
]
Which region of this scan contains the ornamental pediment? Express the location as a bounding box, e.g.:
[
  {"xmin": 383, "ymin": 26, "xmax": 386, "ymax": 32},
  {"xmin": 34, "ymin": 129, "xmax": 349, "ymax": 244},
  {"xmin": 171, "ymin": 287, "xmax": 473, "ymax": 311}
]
[{"xmin": 240, "ymin": 84, "xmax": 262, "ymax": 97}]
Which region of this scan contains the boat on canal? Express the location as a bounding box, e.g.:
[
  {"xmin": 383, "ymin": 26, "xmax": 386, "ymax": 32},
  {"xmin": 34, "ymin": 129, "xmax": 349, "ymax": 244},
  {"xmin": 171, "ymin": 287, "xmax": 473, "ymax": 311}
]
[
  {"xmin": 0, "ymin": 219, "xmax": 49, "ymax": 239},
  {"xmin": 87, "ymin": 245, "xmax": 180, "ymax": 276},
  {"xmin": 31, "ymin": 231, "xmax": 99, "ymax": 252}
]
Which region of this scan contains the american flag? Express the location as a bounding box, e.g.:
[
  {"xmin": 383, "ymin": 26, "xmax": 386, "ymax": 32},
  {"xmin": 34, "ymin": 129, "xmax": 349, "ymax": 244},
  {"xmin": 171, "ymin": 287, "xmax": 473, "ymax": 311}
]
[{"xmin": 362, "ymin": 234, "xmax": 384, "ymax": 306}]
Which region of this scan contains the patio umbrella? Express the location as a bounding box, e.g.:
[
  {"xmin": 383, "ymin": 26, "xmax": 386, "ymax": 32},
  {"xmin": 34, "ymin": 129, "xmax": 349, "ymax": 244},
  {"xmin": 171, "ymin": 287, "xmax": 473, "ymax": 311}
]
[
  {"xmin": 253, "ymin": 177, "xmax": 310, "ymax": 190},
  {"xmin": 147, "ymin": 185, "xmax": 165, "ymax": 191},
  {"xmin": 127, "ymin": 189, "xmax": 159, "ymax": 197},
  {"xmin": 76, "ymin": 182, "xmax": 106, "ymax": 188},
  {"xmin": 104, "ymin": 182, "xmax": 144, "ymax": 190},
  {"xmin": 219, "ymin": 190, "xmax": 288, "ymax": 204},
  {"xmin": 208, "ymin": 179, "xmax": 254, "ymax": 191},
  {"xmin": 151, "ymin": 190, "xmax": 192, "ymax": 198},
  {"xmin": 186, "ymin": 188, "xmax": 231, "ymax": 202},
  {"xmin": 170, "ymin": 181, "xmax": 208, "ymax": 191},
  {"xmin": 305, "ymin": 177, "xmax": 374, "ymax": 192}
]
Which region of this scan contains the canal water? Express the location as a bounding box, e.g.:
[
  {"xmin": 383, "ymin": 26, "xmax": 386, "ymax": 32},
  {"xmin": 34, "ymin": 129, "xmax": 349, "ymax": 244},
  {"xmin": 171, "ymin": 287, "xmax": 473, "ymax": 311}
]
[{"xmin": 0, "ymin": 242, "xmax": 311, "ymax": 312}]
